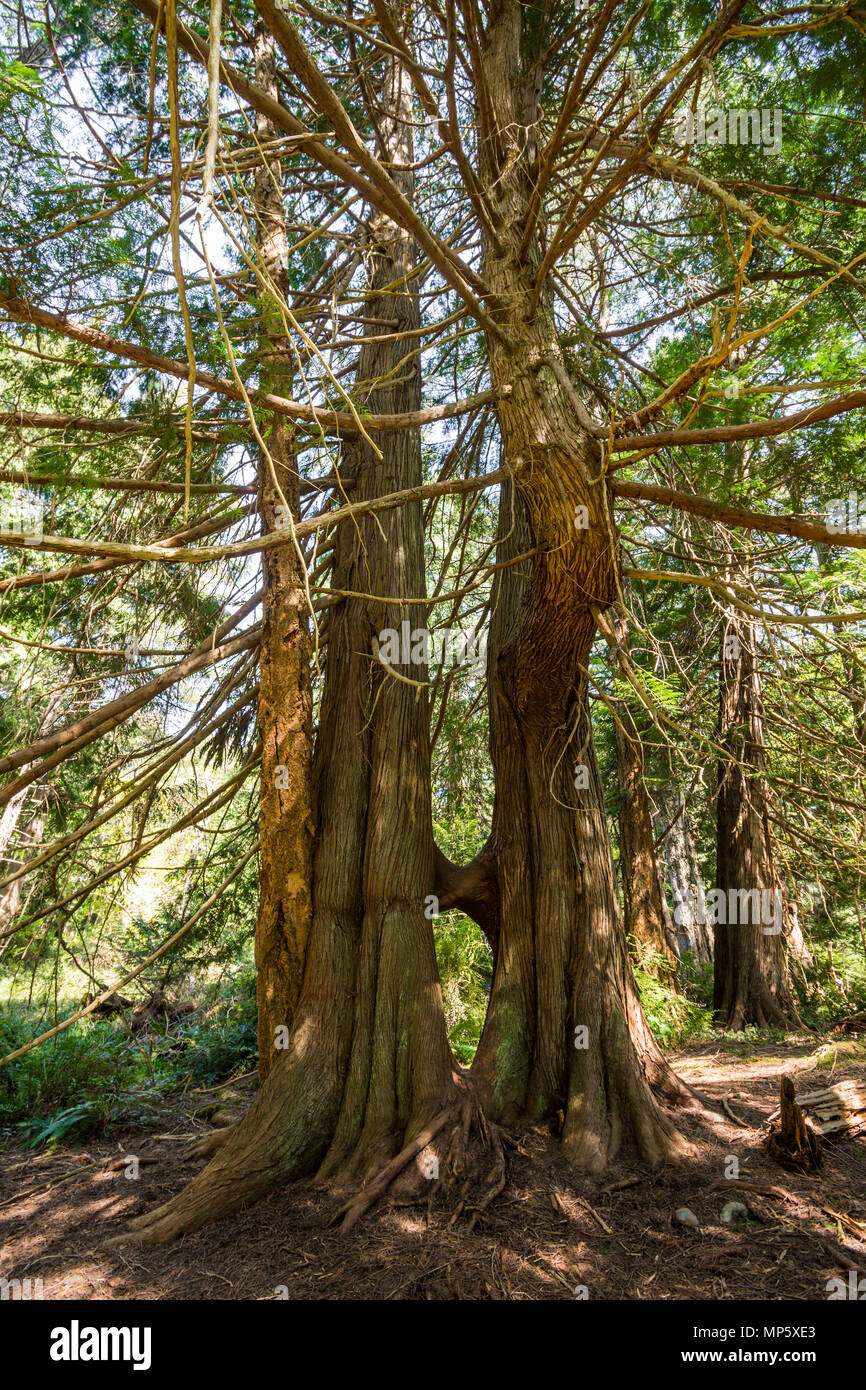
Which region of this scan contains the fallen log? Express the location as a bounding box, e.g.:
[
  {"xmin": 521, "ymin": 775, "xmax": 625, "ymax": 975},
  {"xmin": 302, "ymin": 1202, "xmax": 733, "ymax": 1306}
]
[
  {"xmin": 88, "ymin": 994, "xmax": 132, "ymax": 1017},
  {"xmin": 833, "ymin": 1010, "xmax": 866, "ymax": 1035},
  {"xmin": 131, "ymin": 989, "xmax": 198, "ymax": 1033},
  {"xmin": 766, "ymin": 1077, "xmax": 866, "ymax": 1138}
]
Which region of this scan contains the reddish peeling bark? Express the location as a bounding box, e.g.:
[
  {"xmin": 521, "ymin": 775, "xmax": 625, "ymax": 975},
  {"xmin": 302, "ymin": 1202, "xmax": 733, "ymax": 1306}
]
[{"xmin": 253, "ymin": 26, "xmax": 315, "ymax": 1080}]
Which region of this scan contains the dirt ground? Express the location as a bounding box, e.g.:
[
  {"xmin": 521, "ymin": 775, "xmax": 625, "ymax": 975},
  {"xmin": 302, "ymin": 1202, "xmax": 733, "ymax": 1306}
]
[{"xmin": 2, "ymin": 1037, "xmax": 864, "ymax": 1301}]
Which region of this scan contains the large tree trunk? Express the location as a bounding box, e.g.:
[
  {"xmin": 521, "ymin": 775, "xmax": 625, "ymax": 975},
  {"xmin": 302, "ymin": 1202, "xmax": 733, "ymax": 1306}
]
[
  {"xmin": 606, "ymin": 608, "xmax": 678, "ymax": 975},
  {"xmin": 123, "ymin": 39, "xmax": 459, "ymax": 1243},
  {"xmin": 309, "ymin": 44, "xmax": 456, "ymax": 1179},
  {"xmin": 714, "ymin": 601, "xmax": 800, "ymax": 1029},
  {"xmin": 456, "ymin": 1, "xmax": 696, "ymax": 1173},
  {"xmin": 469, "ymin": 480, "xmax": 694, "ymax": 1171},
  {"xmin": 252, "ymin": 26, "xmax": 315, "ymax": 1080}
]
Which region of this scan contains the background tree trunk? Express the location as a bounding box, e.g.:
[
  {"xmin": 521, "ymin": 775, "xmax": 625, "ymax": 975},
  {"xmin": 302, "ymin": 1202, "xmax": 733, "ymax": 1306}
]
[
  {"xmin": 714, "ymin": 601, "xmax": 800, "ymax": 1028},
  {"xmin": 608, "ymin": 607, "xmax": 679, "ymax": 976},
  {"xmin": 655, "ymin": 786, "xmax": 714, "ymax": 964}
]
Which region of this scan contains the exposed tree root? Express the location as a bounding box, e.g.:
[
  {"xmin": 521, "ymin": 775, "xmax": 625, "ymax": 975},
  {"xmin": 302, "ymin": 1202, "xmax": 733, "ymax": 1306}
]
[
  {"xmin": 334, "ymin": 1107, "xmax": 455, "ymax": 1234},
  {"xmin": 463, "ymin": 1123, "xmax": 507, "ymax": 1232},
  {"xmin": 111, "ymin": 1033, "xmax": 701, "ymax": 1248},
  {"xmin": 332, "ymin": 1089, "xmax": 513, "ymax": 1235},
  {"xmin": 185, "ymin": 1126, "xmax": 235, "ymax": 1162},
  {"xmin": 109, "ymin": 1041, "xmax": 342, "ymax": 1246}
]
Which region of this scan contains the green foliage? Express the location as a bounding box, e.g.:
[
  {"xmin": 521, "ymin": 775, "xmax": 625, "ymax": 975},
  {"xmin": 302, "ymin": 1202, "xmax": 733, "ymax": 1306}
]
[
  {"xmin": 173, "ymin": 967, "xmax": 258, "ymax": 1085},
  {"xmin": 794, "ymin": 907, "xmax": 866, "ymax": 1029},
  {"xmin": 0, "ymin": 1006, "xmax": 161, "ymax": 1145},
  {"xmin": 632, "ymin": 945, "xmax": 713, "ymax": 1049},
  {"xmin": 676, "ymin": 954, "xmax": 715, "ymax": 1011},
  {"xmin": 432, "ymin": 800, "xmax": 494, "ymax": 1063},
  {"xmin": 0, "ymin": 969, "xmax": 258, "ymax": 1149},
  {"xmin": 0, "ymin": 57, "xmax": 40, "ymax": 106},
  {"xmin": 433, "ymin": 911, "xmax": 491, "ymax": 1065}
]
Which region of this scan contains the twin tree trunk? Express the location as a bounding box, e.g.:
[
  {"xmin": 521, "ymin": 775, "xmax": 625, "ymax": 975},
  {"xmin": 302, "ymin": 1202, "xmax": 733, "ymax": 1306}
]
[
  {"xmin": 125, "ymin": 3, "xmax": 698, "ymax": 1244},
  {"xmin": 126, "ymin": 35, "xmax": 455, "ymax": 1242}
]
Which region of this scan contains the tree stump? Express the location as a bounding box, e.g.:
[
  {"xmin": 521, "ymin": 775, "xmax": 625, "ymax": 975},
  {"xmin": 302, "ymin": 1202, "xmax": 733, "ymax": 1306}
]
[{"xmin": 765, "ymin": 1075, "xmax": 823, "ymax": 1173}]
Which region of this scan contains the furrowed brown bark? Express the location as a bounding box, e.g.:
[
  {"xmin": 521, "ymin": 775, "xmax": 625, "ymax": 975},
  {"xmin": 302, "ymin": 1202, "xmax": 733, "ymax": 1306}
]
[
  {"xmin": 312, "ymin": 44, "xmax": 456, "ymax": 1182},
  {"xmin": 461, "ymin": 1, "xmax": 696, "ymax": 1170}
]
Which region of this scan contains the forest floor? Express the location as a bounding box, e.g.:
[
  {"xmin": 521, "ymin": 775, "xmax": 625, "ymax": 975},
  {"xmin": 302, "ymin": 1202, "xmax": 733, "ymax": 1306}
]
[{"xmin": 1, "ymin": 1035, "xmax": 865, "ymax": 1301}]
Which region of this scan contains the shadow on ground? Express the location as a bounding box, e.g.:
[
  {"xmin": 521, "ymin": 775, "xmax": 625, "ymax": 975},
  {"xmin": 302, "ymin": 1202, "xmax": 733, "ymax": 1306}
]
[{"xmin": 1, "ymin": 1038, "xmax": 864, "ymax": 1299}]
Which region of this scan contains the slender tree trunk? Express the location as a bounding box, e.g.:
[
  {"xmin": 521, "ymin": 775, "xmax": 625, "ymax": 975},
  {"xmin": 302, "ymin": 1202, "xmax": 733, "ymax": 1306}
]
[
  {"xmin": 714, "ymin": 601, "xmax": 800, "ymax": 1028},
  {"xmin": 253, "ymin": 26, "xmax": 315, "ymax": 1081},
  {"xmin": 608, "ymin": 608, "xmax": 678, "ymax": 975},
  {"xmin": 656, "ymin": 787, "xmax": 713, "ymax": 964}
]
